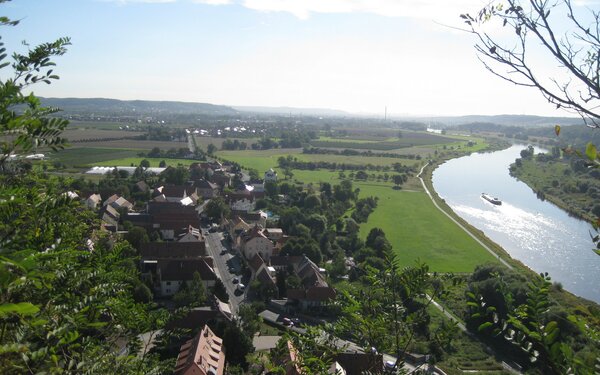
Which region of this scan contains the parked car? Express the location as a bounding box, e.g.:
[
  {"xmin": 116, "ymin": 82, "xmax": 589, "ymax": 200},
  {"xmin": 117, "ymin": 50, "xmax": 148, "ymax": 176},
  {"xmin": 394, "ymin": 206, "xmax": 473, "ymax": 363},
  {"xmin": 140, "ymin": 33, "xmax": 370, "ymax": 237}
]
[
  {"xmin": 237, "ymin": 283, "xmax": 245, "ymax": 291},
  {"xmin": 282, "ymin": 318, "xmax": 294, "ymax": 326},
  {"xmin": 232, "ymin": 277, "xmax": 239, "ymax": 284}
]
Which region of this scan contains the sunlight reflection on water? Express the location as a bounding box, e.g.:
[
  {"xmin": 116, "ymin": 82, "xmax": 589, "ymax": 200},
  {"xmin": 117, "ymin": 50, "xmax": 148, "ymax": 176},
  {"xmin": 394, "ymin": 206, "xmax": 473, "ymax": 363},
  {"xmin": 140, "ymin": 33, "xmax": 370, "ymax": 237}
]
[{"xmin": 432, "ymin": 145, "xmax": 600, "ymax": 303}]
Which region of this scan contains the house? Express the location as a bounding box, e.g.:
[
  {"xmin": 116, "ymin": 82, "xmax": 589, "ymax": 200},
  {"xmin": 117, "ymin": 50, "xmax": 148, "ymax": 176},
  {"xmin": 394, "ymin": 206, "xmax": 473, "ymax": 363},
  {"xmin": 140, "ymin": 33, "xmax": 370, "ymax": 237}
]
[
  {"xmin": 194, "ymin": 179, "xmax": 219, "ymax": 199},
  {"xmin": 268, "ymin": 255, "xmax": 304, "ymax": 272},
  {"xmin": 264, "ymin": 168, "xmax": 277, "ymax": 182},
  {"xmin": 173, "ymin": 324, "xmax": 225, "ymax": 375},
  {"xmin": 230, "ymin": 198, "xmax": 255, "ymax": 213},
  {"xmin": 167, "ymin": 297, "xmax": 233, "ymax": 330},
  {"xmin": 147, "ymin": 201, "xmax": 200, "ymax": 240},
  {"xmin": 210, "ymin": 170, "xmax": 232, "ymax": 188},
  {"xmin": 240, "ymin": 210, "xmax": 268, "ymax": 228},
  {"xmin": 264, "ymin": 228, "xmax": 284, "ymax": 241},
  {"xmin": 99, "ymin": 204, "xmax": 120, "ymax": 231},
  {"xmin": 286, "ymin": 256, "xmax": 336, "ymax": 310},
  {"xmin": 240, "ymin": 225, "xmax": 274, "ymax": 261},
  {"xmin": 86, "ymin": 193, "xmax": 102, "ymax": 210},
  {"xmin": 225, "ymin": 216, "xmax": 251, "ymax": 245},
  {"xmin": 140, "ymin": 241, "xmax": 207, "ymax": 260},
  {"xmin": 177, "ymin": 225, "xmax": 204, "ymax": 242},
  {"xmin": 161, "ymin": 185, "xmax": 199, "ymax": 204},
  {"xmin": 103, "ymin": 194, "xmax": 133, "ymax": 211},
  {"xmin": 135, "ymin": 180, "xmax": 150, "ymax": 193},
  {"xmin": 152, "ymin": 258, "xmax": 218, "ymax": 296}
]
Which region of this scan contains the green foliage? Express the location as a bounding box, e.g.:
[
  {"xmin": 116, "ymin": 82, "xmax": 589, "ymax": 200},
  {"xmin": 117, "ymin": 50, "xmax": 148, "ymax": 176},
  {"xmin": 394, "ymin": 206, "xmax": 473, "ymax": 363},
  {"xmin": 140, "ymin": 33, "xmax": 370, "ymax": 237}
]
[
  {"xmin": 336, "ymin": 249, "xmax": 442, "ymax": 368},
  {"xmin": 172, "ymin": 271, "xmax": 206, "ymax": 308},
  {"xmin": 466, "ymin": 271, "xmax": 595, "ymax": 374},
  {"xmin": 204, "ymin": 197, "xmax": 230, "ymax": 221},
  {"xmin": 0, "ymin": 13, "xmax": 166, "ymax": 373}
]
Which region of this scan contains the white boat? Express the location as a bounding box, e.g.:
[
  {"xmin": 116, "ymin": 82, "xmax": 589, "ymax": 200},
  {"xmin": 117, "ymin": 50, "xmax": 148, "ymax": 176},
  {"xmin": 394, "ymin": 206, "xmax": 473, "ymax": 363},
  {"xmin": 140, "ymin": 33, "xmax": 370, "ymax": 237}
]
[{"xmin": 481, "ymin": 193, "xmax": 502, "ymax": 205}]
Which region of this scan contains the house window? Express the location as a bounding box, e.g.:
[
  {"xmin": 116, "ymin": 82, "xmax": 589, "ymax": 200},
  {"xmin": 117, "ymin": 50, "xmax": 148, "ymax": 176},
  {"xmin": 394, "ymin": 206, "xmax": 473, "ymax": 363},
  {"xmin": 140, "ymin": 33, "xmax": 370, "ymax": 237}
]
[
  {"xmin": 166, "ymin": 281, "xmax": 171, "ymax": 286},
  {"xmin": 166, "ymin": 289, "xmax": 171, "ymax": 294}
]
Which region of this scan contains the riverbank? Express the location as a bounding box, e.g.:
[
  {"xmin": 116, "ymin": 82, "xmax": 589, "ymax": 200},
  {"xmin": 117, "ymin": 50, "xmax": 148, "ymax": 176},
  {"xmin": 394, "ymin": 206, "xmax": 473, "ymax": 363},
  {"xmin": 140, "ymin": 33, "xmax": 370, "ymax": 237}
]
[
  {"xmin": 420, "ymin": 140, "xmax": 524, "ymax": 269},
  {"xmin": 509, "ymin": 157, "xmax": 597, "ymax": 224}
]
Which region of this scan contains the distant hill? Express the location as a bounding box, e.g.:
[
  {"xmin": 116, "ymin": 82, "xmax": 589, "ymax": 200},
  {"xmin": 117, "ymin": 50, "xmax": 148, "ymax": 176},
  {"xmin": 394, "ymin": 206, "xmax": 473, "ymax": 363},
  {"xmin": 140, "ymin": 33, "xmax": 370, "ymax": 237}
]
[
  {"xmin": 40, "ymin": 97, "xmax": 238, "ymax": 117},
  {"xmin": 233, "ymin": 105, "xmax": 350, "ymax": 117},
  {"xmin": 397, "ymin": 114, "xmax": 583, "ymax": 128}
]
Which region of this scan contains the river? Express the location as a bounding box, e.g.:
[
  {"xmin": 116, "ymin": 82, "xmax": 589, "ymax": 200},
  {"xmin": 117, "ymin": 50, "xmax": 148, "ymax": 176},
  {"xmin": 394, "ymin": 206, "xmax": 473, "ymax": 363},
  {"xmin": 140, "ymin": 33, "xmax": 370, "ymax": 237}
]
[{"xmin": 432, "ymin": 144, "xmax": 600, "ymax": 303}]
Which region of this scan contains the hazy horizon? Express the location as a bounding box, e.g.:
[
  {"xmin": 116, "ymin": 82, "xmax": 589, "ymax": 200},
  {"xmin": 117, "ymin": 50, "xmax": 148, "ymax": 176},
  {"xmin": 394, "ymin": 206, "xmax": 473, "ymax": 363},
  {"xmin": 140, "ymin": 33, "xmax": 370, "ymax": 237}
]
[{"xmin": 4, "ymin": 0, "xmax": 595, "ymax": 118}]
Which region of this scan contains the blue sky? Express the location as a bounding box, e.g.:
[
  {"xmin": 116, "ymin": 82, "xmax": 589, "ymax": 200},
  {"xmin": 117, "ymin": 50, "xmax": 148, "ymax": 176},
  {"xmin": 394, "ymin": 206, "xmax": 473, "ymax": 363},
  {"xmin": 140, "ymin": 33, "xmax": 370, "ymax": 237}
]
[{"xmin": 1, "ymin": 0, "xmax": 596, "ymax": 116}]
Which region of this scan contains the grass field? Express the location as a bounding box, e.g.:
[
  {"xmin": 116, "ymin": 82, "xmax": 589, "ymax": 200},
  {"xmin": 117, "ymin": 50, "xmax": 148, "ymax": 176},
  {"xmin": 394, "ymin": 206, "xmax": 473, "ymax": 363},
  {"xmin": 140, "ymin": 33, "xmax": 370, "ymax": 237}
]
[{"xmin": 357, "ymin": 187, "xmax": 496, "ymax": 272}]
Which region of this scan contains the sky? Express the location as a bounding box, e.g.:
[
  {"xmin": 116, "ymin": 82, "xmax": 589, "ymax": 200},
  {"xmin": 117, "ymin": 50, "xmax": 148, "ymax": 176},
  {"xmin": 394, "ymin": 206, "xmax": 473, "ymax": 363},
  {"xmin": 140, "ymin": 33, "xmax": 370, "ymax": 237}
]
[{"xmin": 1, "ymin": 0, "xmax": 597, "ymax": 117}]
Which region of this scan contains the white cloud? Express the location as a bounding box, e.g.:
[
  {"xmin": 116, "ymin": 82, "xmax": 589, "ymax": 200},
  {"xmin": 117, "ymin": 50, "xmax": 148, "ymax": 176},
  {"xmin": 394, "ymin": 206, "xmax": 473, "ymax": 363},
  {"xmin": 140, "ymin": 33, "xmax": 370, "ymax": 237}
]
[
  {"xmin": 99, "ymin": 0, "xmax": 176, "ymax": 4},
  {"xmin": 240, "ymin": 0, "xmax": 486, "ymax": 21},
  {"xmin": 192, "ymin": 0, "xmax": 232, "ymax": 5}
]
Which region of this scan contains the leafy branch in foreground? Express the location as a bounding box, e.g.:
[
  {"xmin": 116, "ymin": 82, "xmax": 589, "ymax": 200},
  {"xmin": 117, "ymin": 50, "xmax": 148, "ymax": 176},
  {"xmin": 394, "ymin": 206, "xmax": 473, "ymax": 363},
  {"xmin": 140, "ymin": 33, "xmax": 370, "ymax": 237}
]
[
  {"xmin": 467, "ymin": 272, "xmax": 596, "ymax": 374},
  {"xmin": 0, "ymin": 13, "xmax": 70, "ymax": 170}
]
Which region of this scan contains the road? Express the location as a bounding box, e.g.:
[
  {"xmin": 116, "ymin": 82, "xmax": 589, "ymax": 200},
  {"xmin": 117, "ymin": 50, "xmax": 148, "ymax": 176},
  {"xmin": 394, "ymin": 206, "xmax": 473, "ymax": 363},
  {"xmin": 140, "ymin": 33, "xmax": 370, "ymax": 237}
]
[{"xmin": 205, "ymin": 231, "xmax": 245, "ymax": 313}]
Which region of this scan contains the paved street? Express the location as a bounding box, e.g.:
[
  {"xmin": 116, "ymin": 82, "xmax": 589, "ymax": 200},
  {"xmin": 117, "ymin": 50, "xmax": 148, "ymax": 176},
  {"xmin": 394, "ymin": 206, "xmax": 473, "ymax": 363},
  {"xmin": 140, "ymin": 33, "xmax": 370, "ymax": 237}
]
[{"xmin": 205, "ymin": 231, "xmax": 245, "ymax": 313}]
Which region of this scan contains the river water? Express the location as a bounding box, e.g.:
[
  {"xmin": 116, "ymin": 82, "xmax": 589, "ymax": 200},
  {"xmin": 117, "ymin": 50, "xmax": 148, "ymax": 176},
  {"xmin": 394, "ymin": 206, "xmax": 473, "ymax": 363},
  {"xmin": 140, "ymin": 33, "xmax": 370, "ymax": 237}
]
[{"xmin": 432, "ymin": 145, "xmax": 600, "ymax": 303}]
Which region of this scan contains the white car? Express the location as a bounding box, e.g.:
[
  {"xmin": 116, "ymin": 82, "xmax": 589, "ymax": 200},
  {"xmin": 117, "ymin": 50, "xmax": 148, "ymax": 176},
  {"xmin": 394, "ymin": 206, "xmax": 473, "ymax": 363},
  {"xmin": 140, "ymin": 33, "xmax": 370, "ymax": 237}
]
[{"xmin": 237, "ymin": 283, "xmax": 245, "ymax": 291}]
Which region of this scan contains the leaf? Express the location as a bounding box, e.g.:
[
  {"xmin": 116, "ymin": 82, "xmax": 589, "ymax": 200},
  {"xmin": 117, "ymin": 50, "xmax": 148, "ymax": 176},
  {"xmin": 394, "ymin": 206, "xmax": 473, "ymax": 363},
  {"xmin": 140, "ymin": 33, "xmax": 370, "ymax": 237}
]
[
  {"xmin": 0, "ymin": 302, "xmax": 39, "ymax": 317},
  {"xmin": 478, "ymin": 322, "xmax": 493, "ymax": 332},
  {"xmin": 554, "ymin": 125, "xmax": 560, "ymax": 136},
  {"xmin": 585, "ymin": 142, "xmax": 597, "ymax": 161}
]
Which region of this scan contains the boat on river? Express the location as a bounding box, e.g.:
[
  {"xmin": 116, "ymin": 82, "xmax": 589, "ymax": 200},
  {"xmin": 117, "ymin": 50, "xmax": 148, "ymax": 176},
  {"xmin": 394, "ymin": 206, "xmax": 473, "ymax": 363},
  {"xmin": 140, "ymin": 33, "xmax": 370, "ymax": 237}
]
[{"xmin": 481, "ymin": 193, "xmax": 502, "ymax": 205}]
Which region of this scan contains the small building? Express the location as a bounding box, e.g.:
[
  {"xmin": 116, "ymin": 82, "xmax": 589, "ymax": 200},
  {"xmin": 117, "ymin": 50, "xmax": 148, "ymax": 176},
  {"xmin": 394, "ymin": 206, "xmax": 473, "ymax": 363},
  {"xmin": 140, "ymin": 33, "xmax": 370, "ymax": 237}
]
[
  {"xmin": 153, "ymin": 258, "xmax": 218, "ymax": 296},
  {"xmin": 286, "ymin": 256, "xmax": 336, "ymax": 310},
  {"xmin": 240, "ymin": 225, "xmax": 274, "ymax": 261},
  {"xmin": 86, "ymin": 193, "xmax": 102, "ymax": 210},
  {"xmin": 264, "ymin": 168, "xmax": 277, "ymax": 182},
  {"xmin": 194, "ymin": 179, "xmax": 219, "ymax": 199},
  {"xmin": 264, "ymin": 228, "xmax": 284, "ymax": 241},
  {"xmin": 161, "ymin": 185, "xmax": 199, "ymax": 205},
  {"xmin": 173, "ymin": 324, "xmax": 225, "ymax": 375}
]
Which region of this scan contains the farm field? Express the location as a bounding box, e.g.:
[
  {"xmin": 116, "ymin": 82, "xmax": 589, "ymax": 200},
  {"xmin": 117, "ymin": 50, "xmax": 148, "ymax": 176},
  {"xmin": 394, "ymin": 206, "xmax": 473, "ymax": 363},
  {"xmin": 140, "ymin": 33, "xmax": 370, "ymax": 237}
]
[
  {"xmin": 49, "ymin": 147, "xmax": 141, "ymax": 167},
  {"xmin": 63, "ymin": 128, "xmax": 144, "ymax": 141},
  {"xmin": 216, "ymin": 148, "xmax": 421, "ymax": 170},
  {"xmin": 95, "ymin": 157, "xmax": 199, "ymax": 168}
]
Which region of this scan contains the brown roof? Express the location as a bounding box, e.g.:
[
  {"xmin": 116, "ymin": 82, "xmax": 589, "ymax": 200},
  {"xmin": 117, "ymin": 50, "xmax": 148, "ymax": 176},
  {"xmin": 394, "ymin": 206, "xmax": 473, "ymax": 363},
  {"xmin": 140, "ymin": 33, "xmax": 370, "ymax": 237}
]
[
  {"xmin": 248, "ymin": 253, "xmax": 265, "ymax": 272},
  {"xmin": 194, "ymin": 179, "xmax": 218, "ymax": 190},
  {"xmin": 104, "ymin": 194, "xmax": 119, "ymax": 206},
  {"xmin": 147, "ymin": 201, "xmax": 200, "ymax": 229},
  {"xmin": 256, "ymin": 268, "xmax": 276, "ymax": 288},
  {"xmin": 158, "ymin": 258, "xmax": 217, "ymax": 281},
  {"xmin": 240, "ymin": 225, "xmax": 268, "ymax": 243},
  {"xmin": 174, "ymin": 325, "xmax": 225, "ymax": 375},
  {"xmin": 269, "ymin": 255, "xmax": 304, "ymax": 268},
  {"xmin": 161, "ymin": 185, "xmax": 196, "ymax": 198},
  {"xmin": 135, "ymin": 180, "xmax": 149, "ymax": 192},
  {"xmin": 140, "ymin": 241, "xmax": 207, "ymax": 259}
]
